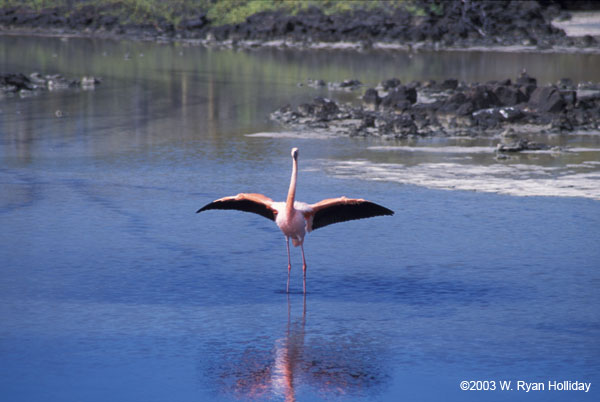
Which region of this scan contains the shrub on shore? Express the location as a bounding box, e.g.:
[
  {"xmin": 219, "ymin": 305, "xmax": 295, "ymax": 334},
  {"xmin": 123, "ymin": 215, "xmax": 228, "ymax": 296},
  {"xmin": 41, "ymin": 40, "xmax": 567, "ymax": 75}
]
[{"xmin": 0, "ymin": 0, "xmax": 415, "ymax": 27}]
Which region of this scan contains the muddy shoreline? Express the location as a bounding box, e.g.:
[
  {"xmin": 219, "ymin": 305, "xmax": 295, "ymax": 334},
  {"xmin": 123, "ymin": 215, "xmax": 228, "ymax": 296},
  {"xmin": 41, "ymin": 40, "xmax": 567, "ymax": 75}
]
[{"xmin": 1, "ymin": 1, "xmax": 599, "ymax": 53}]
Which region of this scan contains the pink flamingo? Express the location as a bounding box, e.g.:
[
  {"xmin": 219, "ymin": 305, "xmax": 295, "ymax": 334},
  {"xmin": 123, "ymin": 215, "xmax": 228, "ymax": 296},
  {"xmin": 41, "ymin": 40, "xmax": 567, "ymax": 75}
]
[{"xmin": 197, "ymin": 148, "xmax": 394, "ymax": 293}]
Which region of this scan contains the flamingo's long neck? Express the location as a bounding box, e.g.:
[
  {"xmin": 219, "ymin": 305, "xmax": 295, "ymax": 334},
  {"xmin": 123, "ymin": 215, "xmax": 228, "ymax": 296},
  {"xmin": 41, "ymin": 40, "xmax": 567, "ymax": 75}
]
[{"xmin": 286, "ymin": 155, "xmax": 298, "ymax": 215}]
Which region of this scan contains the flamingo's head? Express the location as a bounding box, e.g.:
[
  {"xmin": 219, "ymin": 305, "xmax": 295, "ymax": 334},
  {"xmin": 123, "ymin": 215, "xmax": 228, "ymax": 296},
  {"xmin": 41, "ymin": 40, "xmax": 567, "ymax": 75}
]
[{"xmin": 291, "ymin": 147, "xmax": 299, "ymax": 160}]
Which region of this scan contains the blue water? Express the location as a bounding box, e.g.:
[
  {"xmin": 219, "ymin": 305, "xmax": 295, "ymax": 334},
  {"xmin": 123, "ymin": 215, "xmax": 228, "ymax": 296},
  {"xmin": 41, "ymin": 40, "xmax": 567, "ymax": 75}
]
[{"xmin": 1, "ymin": 36, "xmax": 599, "ymax": 401}]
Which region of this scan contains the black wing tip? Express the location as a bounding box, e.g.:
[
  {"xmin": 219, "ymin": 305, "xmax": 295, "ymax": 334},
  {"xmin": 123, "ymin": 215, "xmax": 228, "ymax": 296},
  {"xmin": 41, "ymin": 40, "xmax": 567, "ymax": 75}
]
[
  {"xmin": 376, "ymin": 209, "xmax": 394, "ymax": 218},
  {"xmin": 196, "ymin": 203, "xmax": 213, "ymax": 213},
  {"xmin": 368, "ymin": 202, "xmax": 394, "ymax": 216}
]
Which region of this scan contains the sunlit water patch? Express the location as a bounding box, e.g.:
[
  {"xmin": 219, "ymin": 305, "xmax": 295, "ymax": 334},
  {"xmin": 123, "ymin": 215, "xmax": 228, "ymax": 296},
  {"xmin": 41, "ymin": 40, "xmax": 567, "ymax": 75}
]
[
  {"xmin": 369, "ymin": 145, "xmax": 494, "ymax": 154},
  {"xmin": 246, "ymin": 129, "xmax": 344, "ymax": 140},
  {"xmin": 369, "ymin": 145, "xmax": 600, "ymax": 154}
]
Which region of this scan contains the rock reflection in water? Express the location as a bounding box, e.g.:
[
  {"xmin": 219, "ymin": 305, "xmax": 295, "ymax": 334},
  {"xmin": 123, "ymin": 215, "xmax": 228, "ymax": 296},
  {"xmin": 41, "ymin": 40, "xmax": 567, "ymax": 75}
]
[{"xmin": 206, "ymin": 296, "xmax": 388, "ymax": 401}]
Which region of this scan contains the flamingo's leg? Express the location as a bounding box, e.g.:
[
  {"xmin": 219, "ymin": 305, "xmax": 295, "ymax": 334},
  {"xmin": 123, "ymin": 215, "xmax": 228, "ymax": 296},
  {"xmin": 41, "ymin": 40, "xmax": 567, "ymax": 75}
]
[
  {"xmin": 300, "ymin": 243, "xmax": 307, "ymax": 294},
  {"xmin": 286, "ymin": 237, "xmax": 291, "ymax": 293}
]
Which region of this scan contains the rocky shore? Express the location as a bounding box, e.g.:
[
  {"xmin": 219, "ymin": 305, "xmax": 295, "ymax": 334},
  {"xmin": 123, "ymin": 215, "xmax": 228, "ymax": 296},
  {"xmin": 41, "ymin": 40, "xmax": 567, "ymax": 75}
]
[
  {"xmin": 271, "ymin": 72, "xmax": 600, "ymax": 147},
  {"xmin": 0, "ymin": 72, "xmax": 100, "ymax": 97},
  {"xmin": 2, "ymin": 2, "xmax": 599, "ymax": 143},
  {"xmin": 0, "ymin": 1, "xmax": 598, "ymax": 51}
]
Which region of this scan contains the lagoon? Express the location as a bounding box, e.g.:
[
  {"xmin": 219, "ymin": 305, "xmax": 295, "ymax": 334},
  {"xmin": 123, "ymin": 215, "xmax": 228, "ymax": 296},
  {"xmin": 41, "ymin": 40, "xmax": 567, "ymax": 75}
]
[{"xmin": 1, "ymin": 35, "xmax": 599, "ymax": 401}]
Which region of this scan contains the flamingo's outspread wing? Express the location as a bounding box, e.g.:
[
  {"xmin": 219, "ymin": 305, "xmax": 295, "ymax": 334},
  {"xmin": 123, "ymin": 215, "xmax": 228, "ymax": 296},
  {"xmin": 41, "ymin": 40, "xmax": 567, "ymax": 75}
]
[
  {"xmin": 306, "ymin": 197, "xmax": 394, "ymax": 231},
  {"xmin": 197, "ymin": 193, "xmax": 277, "ymax": 221}
]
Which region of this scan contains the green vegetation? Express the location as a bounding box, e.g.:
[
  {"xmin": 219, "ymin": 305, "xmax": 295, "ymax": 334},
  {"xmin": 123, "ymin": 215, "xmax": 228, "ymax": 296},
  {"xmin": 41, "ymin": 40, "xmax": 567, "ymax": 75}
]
[
  {"xmin": 205, "ymin": 1, "xmax": 412, "ymax": 26},
  {"xmin": 0, "ymin": 0, "xmax": 211, "ymax": 26},
  {"xmin": 0, "ymin": 0, "xmax": 426, "ymax": 27}
]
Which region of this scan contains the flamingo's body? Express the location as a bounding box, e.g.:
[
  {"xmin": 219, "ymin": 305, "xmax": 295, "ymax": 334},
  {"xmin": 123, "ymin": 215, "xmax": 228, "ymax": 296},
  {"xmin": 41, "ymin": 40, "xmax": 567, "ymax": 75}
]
[{"xmin": 197, "ymin": 148, "xmax": 394, "ymax": 293}]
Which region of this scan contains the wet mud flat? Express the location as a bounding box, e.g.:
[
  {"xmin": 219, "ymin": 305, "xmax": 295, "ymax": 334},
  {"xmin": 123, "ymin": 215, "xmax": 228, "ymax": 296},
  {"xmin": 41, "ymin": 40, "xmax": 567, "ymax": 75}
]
[{"xmin": 271, "ymin": 72, "xmax": 600, "ymax": 154}]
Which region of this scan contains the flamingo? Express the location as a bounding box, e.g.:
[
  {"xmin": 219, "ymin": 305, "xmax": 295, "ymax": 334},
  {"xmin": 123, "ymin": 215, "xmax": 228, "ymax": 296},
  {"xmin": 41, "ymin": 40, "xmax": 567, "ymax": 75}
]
[{"xmin": 197, "ymin": 148, "xmax": 394, "ymax": 293}]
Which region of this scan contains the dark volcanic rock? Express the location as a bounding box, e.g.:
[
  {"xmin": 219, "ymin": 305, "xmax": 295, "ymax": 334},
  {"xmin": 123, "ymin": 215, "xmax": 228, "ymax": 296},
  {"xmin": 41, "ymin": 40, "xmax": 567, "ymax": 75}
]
[
  {"xmin": 305, "ymin": 79, "xmax": 326, "ymax": 88},
  {"xmin": 373, "ymin": 114, "xmax": 418, "ymax": 137},
  {"xmin": 465, "ymin": 85, "xmax": 501, "ymax": 110},
  {"xmin": 0, "ymin": 73, "xmax": 33, "ymax": 91},
  {"xmin": 179, "ymin": 13, "xmax": 208, "ymax": 30},
  {"xmin": 391, "ymin": 115, "xmax": 418, "ymax": 136},
  {"xmin": 1, "ymin": 71, "xmax": 101, "ymax": 97},
  {"xmin": 441, "ymin": 92, "xmax": 468, "ymax": 112},
  {"xmin": 362, "ymin": 88, "xmax": 381, "ymax": 111},
  {"xmin": 273, "ymin": 72, "xmax": 600, "ymax": 138},
  {"xmin": 380, "ymin": 86, "xmax": 417, "ymax": 109},
  {"xmin": 528, "ymin": 86, "xmax": 566, "ymax": 113},
  {"xmin": 556, "ymin": 77, "xmax": 574, "ymax": 89},
  {"xmin": 496, "ymin": 139, "xmax": 550, "ymax": 152},
  {"xmin": 499, "ymin": 107, "xmax": 525, "ymax": 122},
  {"xmin": 455, "ymin": 102, "xmax": 475, "ymax": 116},
  {"xmin": 516, "ymin": 72, "xmax": 538, "ymax": 86},
  {"xmin": 493, "ymin": 85, "xmax": 527, "ymax": 106},
  {"xmin": 329, "ymin": 79, "xmax": 362, "ymax": 91},
  {"xmin": 297, "ymin": 103, "xmax": 315, "ymax": 117},
  {"xmin": 380, "ymin": 78, "xmax": 402, "ymax": 91},
  {"xmin": 519, "ymin": 84, "xmax": 537, "ymax": 100},
  {"xmin": 560, "ymin": 89, "xmax": 577, "ymax": 106},
  {"xmin": 339, "ymin": 79, "xmax": 362, "ymax": 88},
  {"xmin": 577, "ymin": 91, "xmax": 600, "ymax": 108},
  {"xmin": 439, "ymin": 79, "xmax": 459, "ymax": 91},
  {"xmin": 0, "ymin": 1, "xmax": 593, "ymax": 51},
  {"xmin": 312, "ymin": 97, "xmax": 340, "ymax": 121},
  {"xmin": 271, "ymin": 104, "xmax": 299, "ymax": 124}
]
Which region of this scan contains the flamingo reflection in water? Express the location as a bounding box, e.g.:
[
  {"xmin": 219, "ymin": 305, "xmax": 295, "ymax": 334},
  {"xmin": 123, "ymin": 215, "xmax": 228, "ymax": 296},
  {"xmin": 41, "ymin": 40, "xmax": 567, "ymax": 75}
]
[
  {"xmin": 197, "ymin": 148, "xmax": 394, "ymax": 293},
  {"xmin": 209, "ymin": 296, "xmax": 388, "ymax": 401}
]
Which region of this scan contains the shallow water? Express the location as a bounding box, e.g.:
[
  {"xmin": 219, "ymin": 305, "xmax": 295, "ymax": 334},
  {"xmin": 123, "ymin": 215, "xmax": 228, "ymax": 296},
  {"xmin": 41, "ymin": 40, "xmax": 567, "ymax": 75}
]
[{"xmin": 1, "ymin": 35, "xmax": 599, "ymax": 401}]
